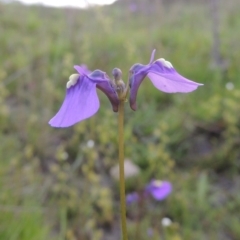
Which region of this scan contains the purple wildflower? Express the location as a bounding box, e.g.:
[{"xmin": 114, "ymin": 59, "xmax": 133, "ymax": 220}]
[
  {"xmin": 49, "ymin": 65, "xmax": 119, "ymax": 128},
  {"xmin": 126, "ymin": 180, "xmax": 172, "ymax": 204},
  {"xmin": 129, "ymin": 49, "xmax": 203, "ymax": 110},
  {"xmin": 145, "ymin": 180, "xmax": 172, "ymax": 201},
  {"xmin": 126, "ymin": 192, "xmax": 139, "ymax": 204},
  {"xmin": 49, "ymin": 50, "xmax": 203, "ymax": 127},
  {"xmin": 147, "ymin": 228, "xmax": 154, "ymax": 237}
]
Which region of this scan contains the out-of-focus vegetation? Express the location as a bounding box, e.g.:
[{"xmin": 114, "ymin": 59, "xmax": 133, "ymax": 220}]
[{"xmin": 0, "ymin": 0, "xmax": 240, "ymax": 239}]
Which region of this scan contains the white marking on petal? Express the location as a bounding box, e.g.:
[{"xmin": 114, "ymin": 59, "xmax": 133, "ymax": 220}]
[
  {"xmin": 157, "ymin": 58, "xmax": 173, "ymax": 68},
  {"xmin": 66, "ymin": 74, "xmax": 80, "ymax": 89},
  {"xmin": 164, "ymin": 60, "xmax": 173, "ymax": 68},
  {"xmin": 66, "ymin": 81, "xmax": 72, "ymax": 89},
  {"xmin": 153, "ymin": 180, "xmax": 163, "ymax": 187}
]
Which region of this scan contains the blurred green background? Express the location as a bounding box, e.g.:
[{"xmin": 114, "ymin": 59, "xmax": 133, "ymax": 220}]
[{"xmin": 0, "ymin": 0, "xmax": 240, "ymax": 239}]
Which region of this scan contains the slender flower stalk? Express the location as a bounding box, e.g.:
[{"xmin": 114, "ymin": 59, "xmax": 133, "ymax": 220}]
[
  {"xmin": 118, "ymin": 100, "xmax": 128, "ymax": 240},
  {"xmin": 113, "ymin": 68, "xmax": 128, "ymax": 240}
]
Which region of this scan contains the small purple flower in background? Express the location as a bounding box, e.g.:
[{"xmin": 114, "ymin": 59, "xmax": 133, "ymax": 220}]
[
  {"xmin": 145, "ymin": 180, "xmax": 172, "ymax": 201},
  {"xmin": 49, "ymin": 65, "xmax": 119, "ymax": 128},
  {"xmin": 129, "ymin": 49, "xmax": 203, "ymax": 110},
  {"xmin": 126, "ymin": 180, "xmax": 172, "ymax": 204},
  {"xmin": 126, "ymin": 192, "xmax": 139, "ymax": 204},
  {"xmin": 147, "ymin": 228, "xmax": 154, "ymax": 237}
]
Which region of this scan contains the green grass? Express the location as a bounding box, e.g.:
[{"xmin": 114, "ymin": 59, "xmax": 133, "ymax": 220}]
[{"xmin": 0, "ymin": 0, "xmax": 240, "ymax": 239}]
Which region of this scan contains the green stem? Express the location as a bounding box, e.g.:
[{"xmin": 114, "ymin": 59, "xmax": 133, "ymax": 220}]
[
  {"xmin": 118, "ymin": 100, "xmax": 128, "ymax": 240},
  {"xmin": 60, "ymin": 207, "xmax": 67, "ymax": 240}
]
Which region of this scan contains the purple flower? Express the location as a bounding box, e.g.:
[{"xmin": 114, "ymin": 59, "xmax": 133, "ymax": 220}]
[
  {"xmin": 126, "ymin": 192, "xmax": 139, "ymax": 204},
  {"xmin": 129, "ymin": 49, "xmax": 203, "ymax": 110},
  {"xmin": 49, "ymin": 65, "xmax": 119, "ymax": 128},
  {"xmin": 49, "ymin": 50, "xmax": 203, "ymax": 127},
  {"xmin": 145, "ymin": 180, "xmax": 172, "ymax": 201},
  {"xmin": 126, "ymin": 180, "xmax": 172, "ymax": 204}
]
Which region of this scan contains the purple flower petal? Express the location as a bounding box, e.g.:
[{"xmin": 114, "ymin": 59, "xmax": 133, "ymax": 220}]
[
  {"xmin": 75, "ymin": 66, "xmax": 119, "ymax": 111},
  {"xmin": 129, "ymin": 50, "xmax": 203, "ymax": 110},
  {"xmin": 147, "ymin": 61, "xmax": 202, "ymax": 93},
  {"xmin": 149, "ymin": 49, "xmax": 156, "ymax": 64},
  {"xmin": 49, "ymin": 75, "xmax": 99, "ymax": 128},
  {"xmin": 74, "ymin": 65, "xmax": 88, "ymax": 75},
  {"xmin": 78, "ymin": 64, "xmax": 91, "ymax": 75},
  {"xmin": 129, "ymin": 64, "xmax": 150, "ymax": 111},
  {"xmin": 145, "ymin": 180, "xmax": 172, "ymax": 201},
  {"xmin": 96, "ymin": 81, "xmax": 119, "ymax": 112},
  {"xmin": 49, "ymin": 66, "xmax": 120, "ymax": 128},
  {"xmin": 126, "ymin": 192, "xmax": 139, "ymax": 204}
]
